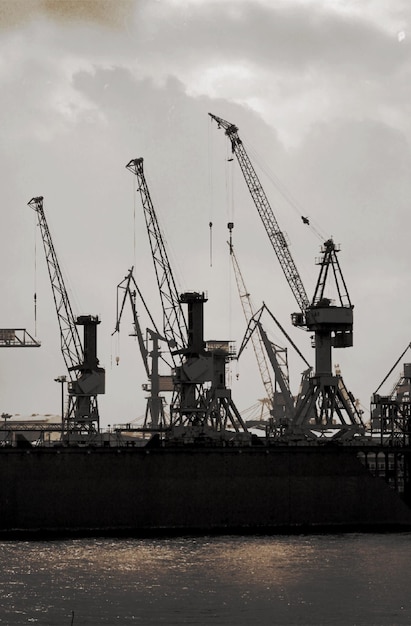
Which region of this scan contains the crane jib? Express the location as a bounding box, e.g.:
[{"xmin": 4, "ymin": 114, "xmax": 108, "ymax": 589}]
[{"xmin": 209, "ymin": 113, "xmax": 310, "ymax": 315}]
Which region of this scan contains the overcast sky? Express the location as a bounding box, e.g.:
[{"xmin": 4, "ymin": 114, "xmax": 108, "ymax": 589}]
[{"xmin": 1, "ymin": 0, "xmax": 410, "ymax": 426}]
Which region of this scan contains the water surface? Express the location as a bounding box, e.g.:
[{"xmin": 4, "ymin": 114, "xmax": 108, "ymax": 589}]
[{"xmin": 0, "ymin": 533, "xmax": 410, "ymax": 625}]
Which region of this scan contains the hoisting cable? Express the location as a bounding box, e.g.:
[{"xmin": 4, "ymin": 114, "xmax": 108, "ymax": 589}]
[
  {"xmin": 132, "ymin": 174, "xmax": 137, "ymax": 267},
  {"xmin": 223, "ymin": 135, "xmax": 236, "ymax": 227},
  {"xmin": 208, "ymin": 117, "xmax": 214, "ymax": 269},
  {"xmin": 262, "ymin": 302, "xmax": 311, "ymax": 369},
  {"xmin": 374, "ymin": 342, "xmax": 411, "ymax": 394},
  {"xmin": 209, "ymin": 221, "xmax": 213, "ymax": 267},
  {"xmin": 111, "ymin": 332, "xmax": 120, "ymax": 368},
  {"xmin": 227, "ymin": 221, "xmax": 239, "ymax": 383},
  {"xmin": 33, "ymin": 213, "xmax": 37, "ymax": 337},
  {"xmin": 224, "ymin": 147, "xmax": 235, "ymax": 377},
  {"xmin": 243, "ymin": 137, "xmax": 327, "ymax": 243}
]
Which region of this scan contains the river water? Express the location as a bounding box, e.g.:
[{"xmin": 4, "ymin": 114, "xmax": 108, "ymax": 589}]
[{"xmin": 1, "ymin": 533, "xmax": 410, "ymax": 625}]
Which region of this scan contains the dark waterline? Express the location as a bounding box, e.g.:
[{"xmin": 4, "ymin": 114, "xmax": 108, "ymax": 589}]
[{"xmin": 1, "ymin": 533, "xmax": 411, "ymax": 625}]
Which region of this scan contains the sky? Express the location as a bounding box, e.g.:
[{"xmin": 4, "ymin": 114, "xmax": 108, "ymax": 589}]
[{"xmin": 0, "ymin": 0, "xmax": 410, "ymax": 427}]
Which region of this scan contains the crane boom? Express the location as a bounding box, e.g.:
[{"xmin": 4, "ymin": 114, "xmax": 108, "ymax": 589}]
[
  {"xmin": 126, "ymin": 158, "xmax": 188, "ymax": 359},
  {"xmin": 209, "ymin": 113, "xmax": 309, "ymax": 314},
  {"xmin": 28, "ymin": 196, "xmax": 83, "ymax": 374},
  {"xmin": 228, "ymin": 236, "xmax": 274, "ymax": 403}
]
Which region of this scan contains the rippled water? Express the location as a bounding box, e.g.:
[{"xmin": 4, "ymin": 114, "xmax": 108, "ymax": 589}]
[{"xmin": 1, "ymin": 533, "xmax": 411, "ymax": 625}]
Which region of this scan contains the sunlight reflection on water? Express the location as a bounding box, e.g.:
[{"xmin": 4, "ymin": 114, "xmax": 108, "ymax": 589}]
[{"xmin": 0, "ymin": 534, "xmax": 410, "ymax": 625}]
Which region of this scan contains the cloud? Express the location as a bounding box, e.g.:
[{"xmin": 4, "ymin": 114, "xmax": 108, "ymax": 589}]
[
  {"xmin": 119, "ymin": 1, "xmax": 411, "ymax": 146},
  {"xmin": 0, "ymin": 0, "xmax": 135, "ymax": 30},
  {"xmin": 2, "ymin": 0, "xmax": 410, "ymax": 149}
]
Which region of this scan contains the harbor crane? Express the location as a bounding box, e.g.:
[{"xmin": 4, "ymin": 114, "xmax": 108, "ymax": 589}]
[
  {"xmin": 113, "ymin": 266, "xmax": 170, "ymax": 429},
  {"xmin": 210, "ymin": 113, "xmax": 364, "ymax": 435},
  {"xmin": 28, "ymin": 196, "xmax": 105, "ymax": 437},
  {"xmin": 371, "ymin": 342, "xmax": 411, "ymax": 445},
  {"xmin": 291, "ymin": 238, "xmax": 363, "ymax": 433},
  {"xmin": 126, "ymin": 158, "xmax": 248, "ymax": 436}
]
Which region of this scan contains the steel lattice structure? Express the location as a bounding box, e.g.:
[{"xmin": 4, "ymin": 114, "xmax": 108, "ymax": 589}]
[
  {"xmin": 126, "ymin": 159, "xmax": 188, "ymax": 360},
  {"xmin": 28, "ymin": 197, "xmax": 83, "ymax": 373},
  {"xmin": 228, "ymin": 237, "xmax": 275, "ymax": 404},
  {"xmin": 209, "ymin": 113, "xmax": 309, "ymax": 314}
]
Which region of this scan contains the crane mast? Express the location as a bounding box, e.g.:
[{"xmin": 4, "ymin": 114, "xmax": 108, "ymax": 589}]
[
  {"xmin": 209, "ymin": 113, "xmax": 309, "ymax": 315},
  {"xmin": 291, "ymin": 239, "xmax": 363, "ymax": 433},
  {"xmin": 28, "ymin": 196, "xmax": 105, "ymax": 437}
]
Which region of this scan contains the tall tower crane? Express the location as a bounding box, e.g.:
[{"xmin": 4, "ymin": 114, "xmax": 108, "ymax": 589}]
[
  {"xmin": 28, "ymin": 196, "xmax": 105, "ymax": 437},
  {"xmin": 126, "ymin": 159, "xmax": 248, "ymax": 436},
  {"xmin": 210, "ymin": 114, "xmax": 364, "ymax": 435}
]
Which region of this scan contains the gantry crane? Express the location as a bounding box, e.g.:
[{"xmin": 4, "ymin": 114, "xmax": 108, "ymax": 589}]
[
  {"xmin": 28, "ymin": 196, "xmax": 105, "ymax": 437},
  {"xmin": 210, "ymin": 114, "xmax": 364, "ymax": 435},
  {"xmin": 126, "ymin": 159, "xmax": 248, "ymax": 436},
  {"xmin": 113, "ymin": 266, "xmax": 170, "ymax": 429}
]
